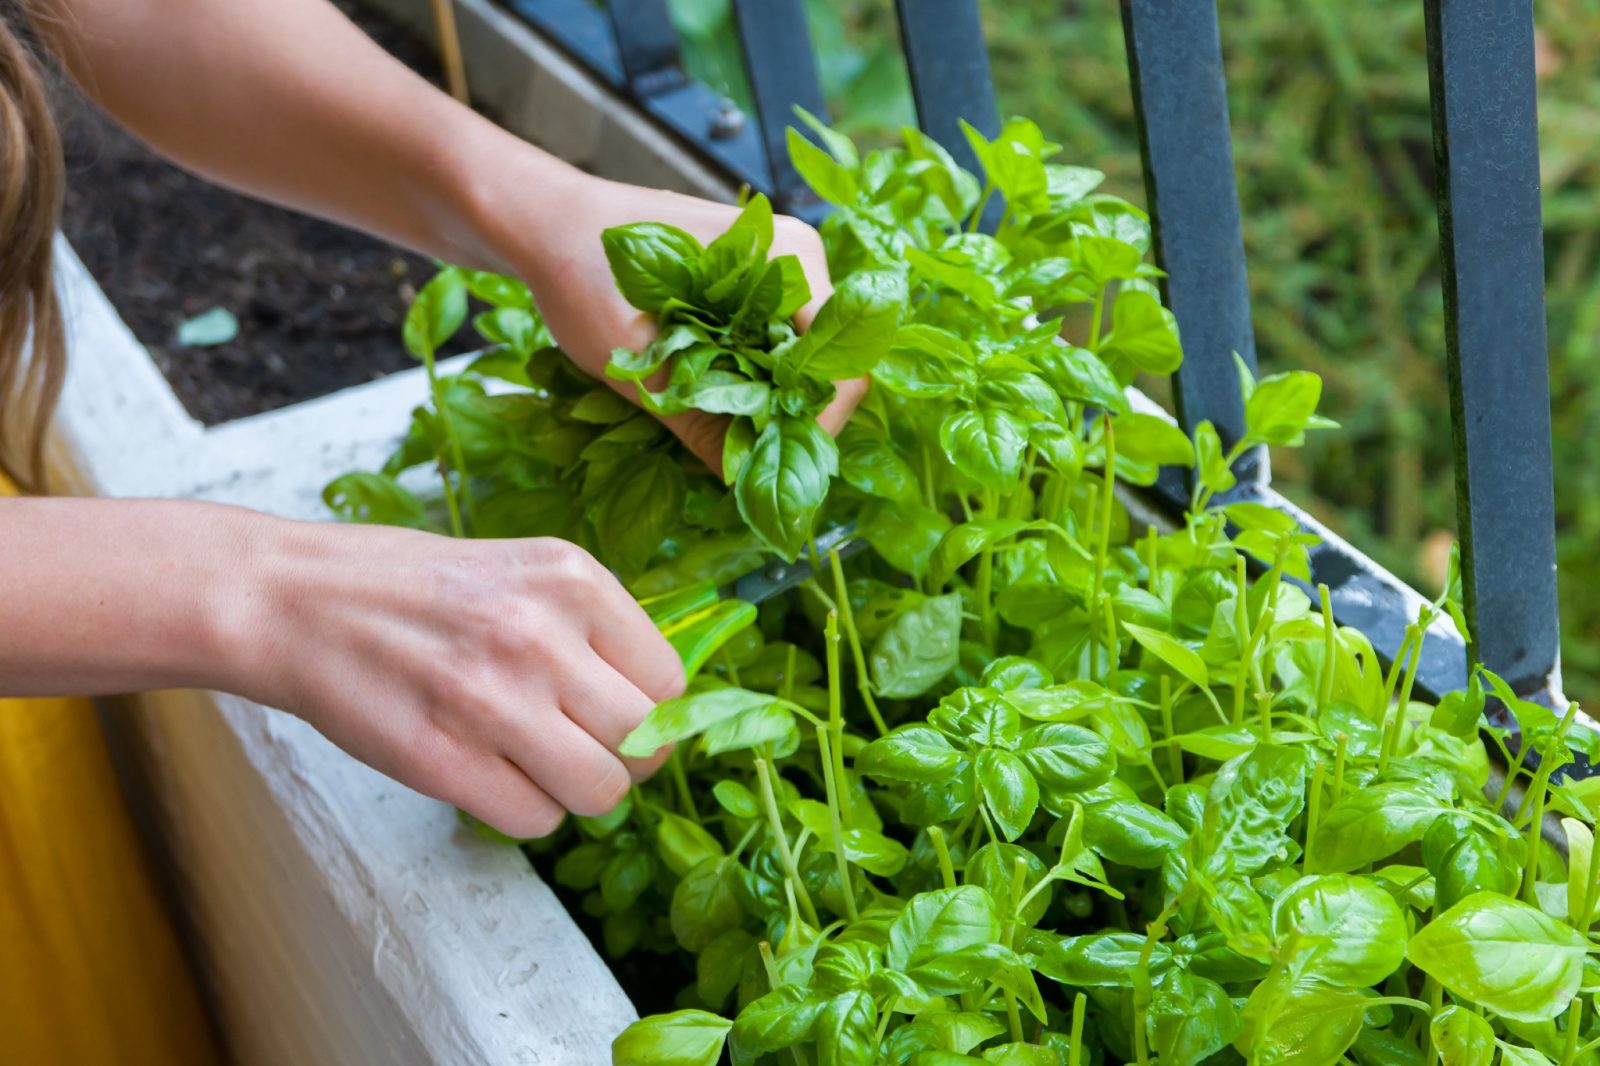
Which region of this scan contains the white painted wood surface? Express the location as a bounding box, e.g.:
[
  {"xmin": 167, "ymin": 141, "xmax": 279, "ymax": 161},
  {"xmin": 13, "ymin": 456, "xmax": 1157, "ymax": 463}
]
[{"xmin": 52, "ymin": 238, "xmax": 637, "ymax": 1065}]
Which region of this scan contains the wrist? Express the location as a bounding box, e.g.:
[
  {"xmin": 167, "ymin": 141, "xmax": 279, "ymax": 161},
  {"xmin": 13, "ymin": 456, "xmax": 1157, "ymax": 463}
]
[
  {"xmin": 448, "ymin": 123, "xmax": 597, "ymax": 281},
  {"xmin": 191, "ymin": 508, "xmax": 328, "ymax": 703}
]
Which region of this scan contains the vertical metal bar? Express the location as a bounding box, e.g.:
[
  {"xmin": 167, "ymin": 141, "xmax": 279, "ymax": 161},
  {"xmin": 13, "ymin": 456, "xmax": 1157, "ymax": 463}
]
[
  {"xmin": 1121, "ymin": 0, "xmax": 1261, "ymax": 482},
  {"xmin": 1424, "ymin": 0, "xmax": 1560, "ymax": 698},
  {"xmin": 605, "ymin": 0, "xmax": 684, "ymax": 95},
  {"xmin": 895, "ymin": 0, "xmax": 1000, "ymax": 179},
  {"xmin": 729, "ymin": 0, "xmax": 829, "ymax": 211}
]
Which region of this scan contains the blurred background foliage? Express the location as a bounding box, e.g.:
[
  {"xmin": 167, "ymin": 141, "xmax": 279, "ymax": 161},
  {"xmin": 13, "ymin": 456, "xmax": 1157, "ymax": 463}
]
[{"xmin": 657, "ymin": 0, "xmax": 1600, "ymax": 696}]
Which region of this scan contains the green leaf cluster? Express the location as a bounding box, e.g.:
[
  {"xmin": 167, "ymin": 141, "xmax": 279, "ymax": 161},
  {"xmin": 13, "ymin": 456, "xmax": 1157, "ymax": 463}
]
[{"xmin": 329, "ymin": 116, "xmax": 1598, "ymax": 1066}]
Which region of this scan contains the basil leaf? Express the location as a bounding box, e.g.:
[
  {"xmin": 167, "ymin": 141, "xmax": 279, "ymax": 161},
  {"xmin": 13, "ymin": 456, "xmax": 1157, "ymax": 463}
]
[
  {"xmin": 1237, "ymin": 970, "xmax": 1365, "ymax": 1066},
  {"xmin": 859, "ymin": 498, "xmax": 953, "ymax": 583},
  {"xmin": 786, "ymin": 270, "xmax": 907, "ymax": 381},
  {"xmin": 701, "ymin": 195, "xmax": 774, "ymax": 304},
  {"xmin": 1123, "ymin": 621, "xmax": 1209, "ymax": 690},
  {"xmin": 1150, "ymin": 969, "xmax": 1240, "ymax": 1066},
  {"xmin": 839, "ymin": 427, "xmax": 920, "ymax": 503},
  {"xmin": 1245, "ymin": 369, "xmax": 1326, "ymax": 446},
  {"xmin": 940, "ymin": 407, "xmax": 1029, "ymax": 490},
  {"xmin": 669, "ymin": 857, "xmax": 745, "ymax": 953},
  {"xmin": 1312, "ymin": 783, "xmax": 1450, "ymax": 874},
  {"xmin": 601, "ymin": 222, "xmax": 702, "ymax": 313},
  {"xmin": 966, "ymin": 842, "xmax": 1052, "ymax": 927},
  {"xmin": 730, "ymin": 985, "xmax": 826, "ymax": 1063},
  {"xmin": 1195, "ymin": 744, "xmax": 1309, "ymax": 878},
  {"xmin": 612, "ymin": 1009, "xmax": 731, "ymax": 1066},
  {"xmin": 1082, "ymin": 797, "xmax": 1187, "ymax": 869},
  {"xmin": 1033, "ymin": 932, "xmax": 1164, "ymax": 988},
  {"xmin": 788, "ymin": 127, "xmax": 858, "ymax": 205},
  {"xmin": 869, "ymin": 592, "xmax": 963, "ymax": 698},
  {"xmin": 594, "ymin": 451, "xmax": 684, "ymax": 577},
  {"xmin": 1099, "ymin": 290, "xmax": 1182, "ymax": 375},
  {"xmin": 858, "ymin": 724, "xmax": 962, "ymax": 783},
  {"xmin": 323, "ymin": 472, "xmax": 433, "ymax": 530},
  {"xmin": 815, "ymin": 990, "xmax": 876, "ymax": 1066},
  {"xmin": 402, "ymin": 267, "xmax": 468, "ymax": 359},
  {"xmin": 622, "ymin": 687, "xmax": 797, "ymax": 757},
  {"xmin": 1271, "ymin": 874, "xmax": 1408, "ymax": 987},
  {"xmin": 1429, "ymin": 1006, "xmax": 1495, "ymax": 1066},
  {"xmin": 734, "ymin": 416, "xmax": 839, "ymax": 560},
  {"xmin": 887, "ymin": 886, "xmax": 1000, "ymax": 972},
  {"xmin": 977, "ymin": 748, "xmax": 1039, "ymax": 841},
  {"xmin": 1018, "ymin": 723, "xmax": 1115, "ymax": 793},
  {"xmin": 1405, "ymin": 891, "xmax": 1587, "ymax": 1023}
]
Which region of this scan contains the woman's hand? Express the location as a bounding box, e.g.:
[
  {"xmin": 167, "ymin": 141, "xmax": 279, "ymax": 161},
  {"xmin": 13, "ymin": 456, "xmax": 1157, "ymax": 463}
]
[
  {"xmin": 234, "ymin": 517, "xmax": 686, "ymax": 839},
  {"xmin": 482, "ymin": 170, "xmax": 866, "ymax": 472}
]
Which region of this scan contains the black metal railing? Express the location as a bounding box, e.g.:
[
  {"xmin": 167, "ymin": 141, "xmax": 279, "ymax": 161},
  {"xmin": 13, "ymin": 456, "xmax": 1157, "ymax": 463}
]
[{"xmin": 506, "ymin": 0, "xmax": 1563, "ymax": 710}]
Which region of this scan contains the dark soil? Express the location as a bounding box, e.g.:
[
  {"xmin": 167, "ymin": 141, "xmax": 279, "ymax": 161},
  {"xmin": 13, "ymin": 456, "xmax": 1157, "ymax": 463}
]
[{"xmin": 53, "ymin": 1, "xmax": 450, "ymax": 425}]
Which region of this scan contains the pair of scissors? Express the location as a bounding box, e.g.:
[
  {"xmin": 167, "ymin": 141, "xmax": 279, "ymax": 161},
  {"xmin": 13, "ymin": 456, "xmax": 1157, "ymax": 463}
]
[{"xmin": 720, "ymin": 522, "xmax": 869, "ymax": 605}]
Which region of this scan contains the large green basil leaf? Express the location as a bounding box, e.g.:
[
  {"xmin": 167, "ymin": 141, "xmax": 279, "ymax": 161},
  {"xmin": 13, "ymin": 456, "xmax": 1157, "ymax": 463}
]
[
  {"xmin": 966, "ymin": 842, "xmax": 1052, "ymax": 927},
  {"xmin": 622, "ymin": 687, "xmax": 797, "ymax": 758},
  {"xmin": 700, "ymin": 195, "xmax": 774, "ymax": 304},
  {"xmin": 1405, "ymin": 891, "xmax": 1586, "ymax": 1023},
  {"xmin": 1312, "ymin": 783, "xmax": 1450, "ymax": 874},
  {"xmin": 1271, "ymin": 874, "xmax": 1407, "ymax": 987},
  {"xmin": 927, "ymin": 518, "xmax": 1037, "ymax": 590},
  {"xmin": 655, "ymin": 811, "xmax": 724, "ymax": 878},
  {"xmin": 1150, "ymin": 969, "xmax": 1240, "ymax": 1066},
  {"xmin": 1032, "ymin": 932, "xmax": 1168, "ymax": 988},
  {"xmin": 730, "ymin": 985, "xmax": 827, "ymax": 1064},
  {"xmin": 669, "ymin": 857, "xmax": 745, "ymax": 953},
  {"xmin": 1098, "ymin": 290, "xmax": 1182, "ymax": 375},
  {"xmin": 977, "ymin": 748, "xmax": 1039, "ymax": 841},
  {"xmin": 886, "ymin": 886, "xmax": 1000, "ymax": 972},
  {"xmin": 815, "ymin": 990, "xmax": 876, "ymax": 1066},
  {"xmin": 786, "ymin": 270, "xmax": 906, "ymax": 381},
  {"xmin": 940, "ymin": 407, "xmax": 1029, "ymax": 490},
  {"xmin": 734, "ymin": 416, "xmax": 839, "ymax": 560},
  {"xmin": 601, "ymin": 222, "xmax": 702, "ymax": 313},
  {"xmin": 859, "ymin": 498, "xmax": 953, "ymax": 583},
  {"xmin": 1195, "ymin": 744, "xmax": 1309, "ymax": 878},
  {"xmin": 857, "ymin": 724, "xmax": 962, "ymax": 782},
  {"xmin": 1031, "ymin": 344, "xmax": 1128, "ymax": 413},
  {"xmin": 788, "ymin": 127, "xmax": 859, "ymax": 206},
  {"xmin": 1123, "ymin": 621, "xmax": 1209, "ymax": 691},
  {"xmin": 1236, "ymin": 964, "xmax": 1364, "ymax": 1066},
  {"xmin": 613, "ymin": 1009, "xmax": 731, "ymax": 1066},
  {"xmin": 1018, "ymin": 723, "xmax": 1115, "ymax": 794},
  {"xmin": 869, "ymin": 592, "xmax": 963, "ymax": 698},
  {"xmin": 403, "ymin": 267, "xmax": 468, "ymax": 359},
  {"xmin": 594, "ymin": 450, "xmax": 684, "ymax": 576},
  {"xmin": 839, "ymin": 427, "xmax": 920, "ymax": 503},
  {"xmin": 323, "ymin": 472, "xmax": 433, "ymax": 530},
  {"xmin": 1083, "ymin": 797, "xmax": 1187, "ymax": 869},
  {"xmin": 1245, "ymin": 370, "xmax": 1325, "ymax": 447}
]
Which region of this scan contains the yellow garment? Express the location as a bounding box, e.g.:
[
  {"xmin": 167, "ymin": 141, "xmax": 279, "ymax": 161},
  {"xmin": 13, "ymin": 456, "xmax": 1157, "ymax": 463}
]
[{"xmin": 1, "ymin": 479, "xmax": 222, "ymax": 1064}]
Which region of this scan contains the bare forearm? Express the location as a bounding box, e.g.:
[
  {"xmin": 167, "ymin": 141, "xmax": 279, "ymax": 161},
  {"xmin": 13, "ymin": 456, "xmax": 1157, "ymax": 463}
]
[
  {"xmin": 30, "ymin": 0, "xmax": 567, "ymax": 268},
  {"xmin": 0, "ymin": 498, "xmax": 274, "ymax": 696},
  {"xmin": 0, "ymin": 495, "xmax": 684, "ymax": 837}
]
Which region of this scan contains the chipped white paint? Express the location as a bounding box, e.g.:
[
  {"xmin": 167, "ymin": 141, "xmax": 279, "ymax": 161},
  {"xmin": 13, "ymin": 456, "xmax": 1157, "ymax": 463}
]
[{"xmin": 51, "ymin": 237, "xmax": 636, "ymax": 1065}]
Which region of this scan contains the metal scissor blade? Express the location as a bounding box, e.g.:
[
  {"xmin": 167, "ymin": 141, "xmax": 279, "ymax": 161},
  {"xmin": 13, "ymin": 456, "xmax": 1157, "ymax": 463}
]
[{"xmin": 722, "ymin": 522, "xmax": 868, "ymax": 605}]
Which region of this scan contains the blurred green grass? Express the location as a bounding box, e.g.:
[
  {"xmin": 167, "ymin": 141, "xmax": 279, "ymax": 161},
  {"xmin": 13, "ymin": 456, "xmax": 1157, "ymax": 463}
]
[{"xmin": 662, "ymin": 0, "xmax": 1600, "ymax": 698}]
